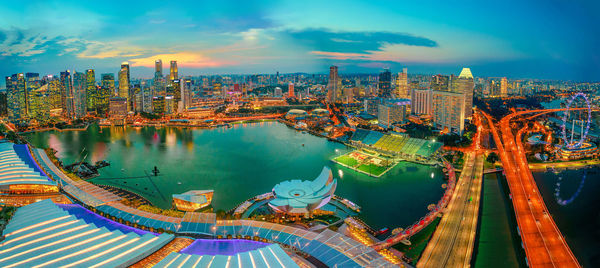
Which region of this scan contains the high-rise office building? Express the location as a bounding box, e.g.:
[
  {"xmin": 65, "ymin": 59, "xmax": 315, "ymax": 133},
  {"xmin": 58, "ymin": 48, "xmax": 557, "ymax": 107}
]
[
  {"xmin": 47, "ymin": 77, "xmax": 62, "ymax": 111},
  {"xmin": 154, "ymin": 59, "xmax": 164, "ymax": 96},
  {"xmin": 411, "ymin": 88, "xmax": 432, "ymax": 115},
  {"xmin": 118, "ymin": 62, "xmax": 130, "ymax": 99},
  {"xmin": 27, "ymin": 83, "xmax": 49, "ymax": 123},
  {"xmin": 152, "ymin": 96, "xmax": 165, "ymax": 114},
  {"xmin": 378, "ymin": 69, "xmax": 392, "ymax": 98},
  {"xmin": 101, "ymin": 73, "xmax": 115, "ymax": 95},
  {"xmin": 109, "ymin": 97, "xmax": 127, "ymax": 117},
  {"xmin": 72, "ymin": 71, "xmax": 87, "ymax": 119},
  {"xmin": 169, "ymin": 61, "xmax": 178, "ymax": 81},
  {"xmin": 364, "ymin": 98, "xmax": 380, "ymax": 116},
  {"xmin": 288, "ymin": 83, "xmax": 294, "ymax": 98},
  {"xmin": 143, "ymin": 86, "xmax": 153, "ymax": 113},
  {"xmin": 432, "ymin": 90, "xmax": 465, "ymax": 134},
  {"xmin": 455, "ymin": 68, "xmax": 474, "ymax": 119},
  {"xmin": 60, "ymin": 71, "xmax": 74, "ymax": 119},
  {"xmin": 326, "ymin": 66, "xmax": 341, "ymax": 103},
  {"xmin": 6, "ymin": 73, "xmax": 27, "ymax": 121},
  {"xmin": 85, "ymin": 69, "xmax": 96, "ymax": 111},
  {"xmin": 500, "ymin": 77, "xmax": 508, "ymax": 97},
  {"xmin": 396, "ymin": 68, "xmax": 409, "ymax": 99},
  {"xmin": 378, "ymin": 100, "xmax": 408, "ymax": 128}
]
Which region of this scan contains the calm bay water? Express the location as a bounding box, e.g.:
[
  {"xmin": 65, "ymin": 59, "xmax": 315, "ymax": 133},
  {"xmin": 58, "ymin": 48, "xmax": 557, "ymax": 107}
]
[
  {"xmin": 25, "ymin": 122, "xmax": 444, "ymax": 230},
  {"xmin": 533, "ymin": 168, "xmax": 600, "ymax": 267}
]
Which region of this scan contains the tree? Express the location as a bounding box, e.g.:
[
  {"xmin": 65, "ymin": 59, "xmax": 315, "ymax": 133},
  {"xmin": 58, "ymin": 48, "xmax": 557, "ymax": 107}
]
[{"xmin": 486, "ymin": 152, "xmax": 499, "ymax": 163}]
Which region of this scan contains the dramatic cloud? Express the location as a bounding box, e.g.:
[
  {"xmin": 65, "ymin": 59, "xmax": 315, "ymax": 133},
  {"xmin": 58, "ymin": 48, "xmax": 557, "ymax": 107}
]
[
  {"xmin": 128, "ymin": 52, "xmax": 236, "ymax": 68},
  {"xmin": 284, "ymin": 28, "xmax": 438, "ymax": 54}
]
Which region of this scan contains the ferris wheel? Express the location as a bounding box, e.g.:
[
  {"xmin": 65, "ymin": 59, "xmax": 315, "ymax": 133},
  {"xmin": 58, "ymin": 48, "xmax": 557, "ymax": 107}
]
[{"xmin": 560, "ymin": 93, "xmax": 592, "ymax": 149}]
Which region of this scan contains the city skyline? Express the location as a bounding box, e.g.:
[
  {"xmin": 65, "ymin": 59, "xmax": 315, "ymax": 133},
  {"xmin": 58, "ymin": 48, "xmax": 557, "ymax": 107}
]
[{"xmin": 1, "ymin": 0, "xmax": 600, "ymax": 88}]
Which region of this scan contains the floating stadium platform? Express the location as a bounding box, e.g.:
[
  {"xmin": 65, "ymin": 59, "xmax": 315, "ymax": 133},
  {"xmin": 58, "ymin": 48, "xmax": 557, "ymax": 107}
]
[{"xmin": 350, "ymin": 129, "xmax": 443, "ymax": 158}]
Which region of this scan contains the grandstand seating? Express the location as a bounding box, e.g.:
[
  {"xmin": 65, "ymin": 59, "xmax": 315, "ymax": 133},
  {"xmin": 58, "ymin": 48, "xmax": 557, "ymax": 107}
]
[
  {"xmin": 155, "ymin": 244, "xmax": 299, "ymax": 268},
  {"xmin": 351, "ymin": 129, "xmax": 442, "ymax": 158},
  {"xmin": 0, "ymin": 199, "xmax": 174, "ymax": 267}
]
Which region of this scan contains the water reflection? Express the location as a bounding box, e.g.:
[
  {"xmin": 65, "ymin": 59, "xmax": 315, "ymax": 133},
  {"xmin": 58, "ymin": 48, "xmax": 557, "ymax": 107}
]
[{"xmin": 554, "ymin": 169, "xmax": 587, "ymax": 206}]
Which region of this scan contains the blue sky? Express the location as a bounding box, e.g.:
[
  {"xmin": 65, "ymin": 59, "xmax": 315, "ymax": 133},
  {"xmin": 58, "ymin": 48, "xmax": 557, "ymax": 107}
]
[{"xmin": 1, "ymin": 0, "xmax": 599, "ymax": 86}]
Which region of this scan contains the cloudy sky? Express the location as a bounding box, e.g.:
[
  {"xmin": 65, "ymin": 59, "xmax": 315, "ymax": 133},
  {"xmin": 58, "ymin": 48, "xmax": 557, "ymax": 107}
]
[{"xmin": 1, "ymin": 0, "xmax": 599, "ymax": 86}]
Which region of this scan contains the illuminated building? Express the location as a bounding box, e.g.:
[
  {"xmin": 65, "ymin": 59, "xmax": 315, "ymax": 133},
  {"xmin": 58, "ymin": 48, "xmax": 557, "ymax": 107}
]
[
  {"xmin": 172, "ymin": 190, "xmax": 214, "ymax": 211},
  {"xmin": 0, "ymin": 92, "xmax": 7, "ymax": 117},
  {"xmin": 27, "ymin": 84, "xmax": 49, "ymax": 123},
  {"xmin": 269, "ymin": 166, "xmax": 337, "ymax": 215},
  {"xmin": 378, "ymin": 69, "xmax": 392, "ymax": 98},
  {"xmin": 378, "ymin": 99, "xmax": 409, "ymax": 128},
  {"xmin": 5, "ymin": 73, "xmax": 27, "ymax": 121},
  {"xmin": 432, "ymin": 90, "xmax": 465, "ymax": 134},
  {"xmin": 85, "ymin": 69, "xmax": 96, "ymax": 111},
  {"xmin": 274, "ymin": 87, "xmax": 282, "ymax": 97},
  {"xmin": 501, "ymin": 77, "xmax": 508, "ymax": 97},
  {"xmin": 557, "ymin": 142, "xmax": 598, "ymax": 160},
  {"xmin": 0, "ymin": 143, "xmax": 58, "ymax": 195},
  {"xmin": 285, "ymin": 109, "xmax": 308, "ymax": 120},
  {"xmin": 154, "ymin": 59, "xmax": 164, "ymax": 96},
  {"xmin": 143, "ymin": 85, "xmax": 153, "ymax": 113},
  {"xmin": 72, "ymin": 71, "xmax": 87, "ymax": 119},
  {"xmin": 118, "ymin": 62, "xmax": 130, "ymax": 101},
  {"xmin": 47, "ymin": 76, "xmax": 62, "ymax": 111},
  {"xmin": 108, "ymin": 97, "xmax": 127, "ymax": 117},
  {"xmin": 169, "ymin": 60, "xmax": 178, "ymax": 81},
  {"xmin": 152, "ymin": 96, "xmax": 165, "ymax": 114},
  {"xmin": 411, "ymin": 88, "xmax": 432, "ymax": 115},
  {"xmin": 326, "ymin": 65, "xmax": 341, "ymax": 102},
  {"xmin": 165, "ymin": 95, "xmax": 175, "ymax": 115},
  {"xmin": 454, "ymin": 68, "xmax": 474, "ymax": 119},
  {"xmin": 396, "ymin": 68, "xmax": 409, "ymax": 99},
  {"xmin": 288, "ymin": 82, "xmax": 294, "ymax": 98},
  {"xmin": 62, "ymin": 70, "xmax": 76, "ymax": 119},
  {"xmin": 364, "ymin": 97, "xmax": 380, "ymax": 116},
  {"xmin": 101, "ymin": 73, "xmax": 115, "ymax": 96}
]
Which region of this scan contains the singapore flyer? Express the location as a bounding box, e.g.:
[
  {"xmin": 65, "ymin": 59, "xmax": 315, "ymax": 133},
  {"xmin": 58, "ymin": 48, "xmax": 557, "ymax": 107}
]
[{"xmin": 561, "ymin": 92, "xmax": 592, "ymax": 149}]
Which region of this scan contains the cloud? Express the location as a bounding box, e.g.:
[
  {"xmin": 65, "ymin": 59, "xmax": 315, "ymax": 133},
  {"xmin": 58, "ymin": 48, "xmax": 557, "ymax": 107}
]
[
  {"xmin": 284, "ymin": 28, "xmax": 438, "ymax": 54},
  {"xmin": 128, "ymin": 52, "xmax": 236, "ymax": 68},
  {"xmin": 0, "ymin": 28, "xmax": 52, "ymax": 57}
]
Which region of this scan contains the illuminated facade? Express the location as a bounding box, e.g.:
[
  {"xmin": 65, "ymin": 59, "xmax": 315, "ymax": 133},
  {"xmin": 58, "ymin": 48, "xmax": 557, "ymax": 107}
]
[
  {"xmin": 85, "ymin": 69, "xmax": 96, "ymax": 111},
  {"xmin": 72, "ymin": 71, "xmax": 87, "ymax": 119},
  {"xmin": 454, "ymin": 68, "xmax": 474, "ymax": 119},
  {"xmin": 172, "ymin": 190, "xmax": 214, "ymax": 211},
  {"xmin": 108, "ymin": 97, "xmax": 127, "ymax": 117},
  {"xmin": 169, "ymin": 60, "xmax": 178, "ymax": 81},
  {"xmin": 0, "ymin": 143, "xmax": 58, "ymax": 195},
  {"xmin": 378, "ymin": 69, "xmax": 392, "ymax": 98},
  {"xmin": 411, "ymin": 88, "xmax": 432, "ymax": 115},
  {"xmin": 396, "ymin": 68, "xmax": 409, "ymax": 99},
  {"xmin": 378, "ymin": 99, "xmax": 408, "ymax": 128},
  {"xmin": 118, "ymin": 62, "xmax": 130, "ymax": 99},
  {"xmin": 5, "ymin": 73, "xmax": 27, "ymax": 121},
  {"xmin": 432, "ymin": 90, "xmax": 465, "ymax": 134},
  {"xmin": 60, "ymin": 70, "xmax": 74, "ymax": 119},
  {"xmin": 326, "ymin": 65, "xmax": 341, "ymax": 102},
  {"xmin": 269, "ymin": 166, "xmax": 337, "ymax": 215},
  {"xmin": 557, "ymin": 142, "xmax": 598, "ymax": 160}
]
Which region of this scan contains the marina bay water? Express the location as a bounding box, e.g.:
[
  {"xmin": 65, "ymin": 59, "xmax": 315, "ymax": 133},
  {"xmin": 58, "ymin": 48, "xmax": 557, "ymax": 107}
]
[{"xmin": 25, "ymin": 122, "xmax": 444, "ymax": 230}]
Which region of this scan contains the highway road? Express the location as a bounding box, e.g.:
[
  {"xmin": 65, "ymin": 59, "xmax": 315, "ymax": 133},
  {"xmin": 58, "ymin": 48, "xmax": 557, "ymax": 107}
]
[
  {"xmin": 483, "ymin": 109, "xmax": 580, "ymax": 268},
  {"xmin": 417, "ymin": 151, "xmax": 484, "ymax": 268}
]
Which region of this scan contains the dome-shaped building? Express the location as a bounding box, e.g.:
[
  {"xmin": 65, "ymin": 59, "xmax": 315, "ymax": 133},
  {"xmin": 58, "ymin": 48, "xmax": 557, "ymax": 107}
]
[{"xmin": 285, "ymin": 109, "xmax": 308, "ymax": 120}]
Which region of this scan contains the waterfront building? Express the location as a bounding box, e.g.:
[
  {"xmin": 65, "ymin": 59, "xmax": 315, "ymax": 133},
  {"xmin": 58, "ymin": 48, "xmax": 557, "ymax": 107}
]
[
  {"xmin": 378, "ymin": 69, "xmax": 392, "ymax": 98},
  {"xmin": 165, "ymin": 95, "xmax": 175, "ymax": 115},
  {"xmin": 285, "ymin": 109, "xmax": 308, "ymax": 120},
  {"xmin": 172, "ymin": 190, "xmax": 214, "ymax": 211},
  {"xmin": 396, "ymin": 68, "xmax": 409, "ymax": 99},
  {"xmin": 326, "ymin": 65, "xmax": 341, "ymax": 102},
  {"xmin": 72, "ymin": 71, "xmax": 87, "ymax": 119},
  {"xmin": 269, "ymin": 166, "xmax": 337, "ymax": 215},
  {"xmin": 118, "ymin": 62, "xmax": 130, "ymax": 100},
  {"xmin": 27, "ymin": 84, "xmax": 49, "ymax": 123},
  {"xmin": 411, "ymin": 88, "xmax": 432, "ymax": 115},
  {"xmin": 109, "ymin": 97, "xmax": 127, "ymax": 117},
  {"xmin": 432, "ymin": 90, "xmax": 465, "ymax": 134},
  {"xmin": 378, "ymin": 99, "xmax": 409, "ymax": 128},
  {"xmin": 85, "ymin": 69, "xmax": 96, "ymax": 111},
  {"xmin": 60, "ymin": 70, "xmax": 75, "ymax": 119},
  {"xmin": 153, "ymin": 96, "xmax": 165, "ymax": 114},
  {"xmin": 557, "ymin": 142, "xmax": 598, "ymax": 160},
  {"xmin": 5, "ymin": 73, "xmax": 27, "ymax": 121}
]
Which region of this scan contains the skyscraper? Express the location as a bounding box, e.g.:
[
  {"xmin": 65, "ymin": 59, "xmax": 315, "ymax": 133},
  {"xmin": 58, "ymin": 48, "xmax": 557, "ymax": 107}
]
[
  {"xmin": 326, "ymin": 66, "xmax": 341, "ymax": 103},
  {"xmin": 72, "ymin": 71, "xmax": 87, "ymax": 119},
  {"xmin": 288, "ymin": 83, "xmax": 294, "ymax": 98},
  {"xmin": 60, "ymin": 71, "xmax": 74, "ymax": 119},
  {"xmin": 396, "ymin": 68, "xmax": 409, "ymax": 99},
  {"xmin": 85, "ymin": 69, "xmax": 96, "ymax": 111},
  {"xmin": 154, "ymin": 59, "xmax": 164, "ymax": 96},
  {"xmin": 455, "ymin": 68, "xmax": 474, "ymax": 119},
  {"xmin": 411, "ymin": 88, "xmax": 433, "ymax": 115},
  {"xmin": 6, "ymin": 73, "xmax": 27, "ymax": 121},
  {"xmin": 101, "ymin": 73, "xmax": 115, "ymax": 94},
  {"xmin": 432, "ymin": 90, "xmax": 465, "ymax": 134},
  {"xmin": 378, "ymin": 69, "xmax": 392, "ymax": 98},
  {"xmin": 500, "ymin": 77, "xmax": 508, "ymax": 97},
  {"xmin": 47, "ymin": 76, "xmax": 62, "ymax": 111},
  {"xmin": 169, "ymin": 61, "xmax": 178, "ymax": 81},
  {"xmin": 118, "ymin": 62, "xmax": 130, "ymax": 99}
]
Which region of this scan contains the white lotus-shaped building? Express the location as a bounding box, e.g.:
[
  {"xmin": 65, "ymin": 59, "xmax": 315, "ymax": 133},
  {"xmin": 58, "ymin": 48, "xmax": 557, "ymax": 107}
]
[{"xmin": 269, "ymin": 166, "xmax": 337, "ymax": 214}]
